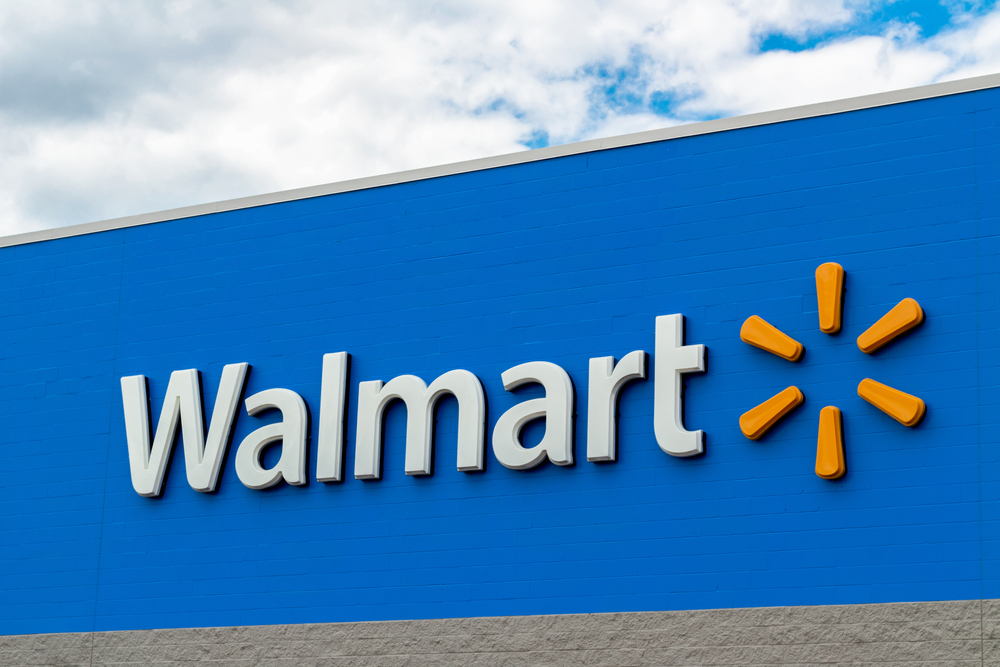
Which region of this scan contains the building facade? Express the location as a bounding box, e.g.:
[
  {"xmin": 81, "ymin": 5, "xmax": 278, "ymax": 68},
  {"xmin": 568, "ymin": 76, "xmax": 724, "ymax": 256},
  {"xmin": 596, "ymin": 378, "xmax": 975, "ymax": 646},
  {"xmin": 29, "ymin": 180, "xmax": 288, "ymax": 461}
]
[{"xmin": 2, "ymin": 75, "xmax": 999, "ymax": 666}]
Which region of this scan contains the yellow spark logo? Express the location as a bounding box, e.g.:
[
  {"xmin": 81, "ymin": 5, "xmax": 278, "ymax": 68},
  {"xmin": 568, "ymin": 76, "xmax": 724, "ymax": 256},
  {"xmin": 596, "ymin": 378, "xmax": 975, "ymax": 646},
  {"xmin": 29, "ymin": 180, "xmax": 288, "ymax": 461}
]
[{"xmin": 738, "ymin": 263, "xmax": 927, "ymax": 480}]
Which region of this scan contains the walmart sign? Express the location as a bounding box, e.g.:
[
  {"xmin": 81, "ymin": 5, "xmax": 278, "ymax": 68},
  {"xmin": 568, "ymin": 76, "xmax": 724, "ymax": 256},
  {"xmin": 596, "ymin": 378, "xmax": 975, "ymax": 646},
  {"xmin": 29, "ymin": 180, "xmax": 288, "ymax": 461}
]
[{"xmin": 122, "ymin": 264, "xmax": 926, "ymax": 497}]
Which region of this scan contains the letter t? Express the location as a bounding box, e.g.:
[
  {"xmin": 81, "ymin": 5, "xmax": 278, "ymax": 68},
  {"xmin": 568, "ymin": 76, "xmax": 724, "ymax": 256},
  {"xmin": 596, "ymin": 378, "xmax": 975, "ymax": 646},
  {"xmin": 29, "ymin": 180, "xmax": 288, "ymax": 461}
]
[{"xmin": 653, "ymin": 314, "xmax": 706, "ymax": 457}]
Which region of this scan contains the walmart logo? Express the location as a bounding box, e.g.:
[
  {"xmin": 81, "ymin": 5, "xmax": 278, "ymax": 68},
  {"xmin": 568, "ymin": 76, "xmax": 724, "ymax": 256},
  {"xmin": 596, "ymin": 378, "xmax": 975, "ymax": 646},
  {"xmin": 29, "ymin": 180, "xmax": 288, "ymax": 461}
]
[
  {"xmin": 738, "ymin": 262, "xmax": 927, "ymax": 480},
  {"xmin": 121, "ymin": 259, "xmax": 930, "ymax": 497}
]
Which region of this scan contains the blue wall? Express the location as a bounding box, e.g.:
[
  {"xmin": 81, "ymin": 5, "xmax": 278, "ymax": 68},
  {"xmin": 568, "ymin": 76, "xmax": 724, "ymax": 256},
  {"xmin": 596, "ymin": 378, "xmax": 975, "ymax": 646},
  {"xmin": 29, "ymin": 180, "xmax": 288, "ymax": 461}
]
[{"xmin": 2, "ymin": 88, "xmax": 997, "ymax": 634}]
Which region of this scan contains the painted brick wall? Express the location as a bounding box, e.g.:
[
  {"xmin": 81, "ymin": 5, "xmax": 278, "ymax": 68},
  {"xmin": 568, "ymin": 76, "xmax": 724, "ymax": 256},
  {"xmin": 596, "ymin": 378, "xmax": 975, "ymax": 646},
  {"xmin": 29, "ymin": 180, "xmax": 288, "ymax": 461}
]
[{"xmin": 1, "ymin": 88, "xmax": 997, "ymax": 635}]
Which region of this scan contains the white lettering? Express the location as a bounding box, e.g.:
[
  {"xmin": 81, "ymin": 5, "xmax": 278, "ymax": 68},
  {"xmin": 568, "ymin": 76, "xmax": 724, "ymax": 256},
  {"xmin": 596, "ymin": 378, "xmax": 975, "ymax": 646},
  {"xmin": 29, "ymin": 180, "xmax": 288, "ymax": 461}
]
[
  {"xmin": 587, "ymin": 351, "xmax": 647, "ymax": 462},
  {"xmin": 120, "ymin": 363, "xmax": 248, "ymax": 497},
  {"xmin": 492, "ymin": 361, "xmax": 574, "ymax": 470},
  {"xmin": 653, "ymin": 313, "xmax": 706, "ymax": 457},
  {"xmin": 316, "ymin": 352, "xmax": 349, "ymax": 483},
  {"xmin": 235, "ymin": 388, "xmax": 309, "ymax": 489},
  {"xmin": 354, "ymin": 370, "xmax": 486, "ymax": 479}
]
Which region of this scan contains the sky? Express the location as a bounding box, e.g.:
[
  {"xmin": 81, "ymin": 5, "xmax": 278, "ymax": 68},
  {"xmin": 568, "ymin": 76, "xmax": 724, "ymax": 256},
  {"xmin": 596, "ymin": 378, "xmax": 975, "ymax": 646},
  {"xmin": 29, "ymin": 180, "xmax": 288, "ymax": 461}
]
[{"xmin": 2, "ymin": 0, "xmax": 999, "ymax": 235}]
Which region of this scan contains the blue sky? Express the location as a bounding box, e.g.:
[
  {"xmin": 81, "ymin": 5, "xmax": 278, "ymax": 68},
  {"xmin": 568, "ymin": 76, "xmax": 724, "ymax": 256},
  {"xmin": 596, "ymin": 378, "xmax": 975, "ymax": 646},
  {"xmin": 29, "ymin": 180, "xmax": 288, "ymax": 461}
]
[
  {"xmin": 1, "ymin": 0, "xmax": 999, "ymax": 233},
  {"xmin": 764, "ymin": 0, "xmax": 992, "ymax": 50}
]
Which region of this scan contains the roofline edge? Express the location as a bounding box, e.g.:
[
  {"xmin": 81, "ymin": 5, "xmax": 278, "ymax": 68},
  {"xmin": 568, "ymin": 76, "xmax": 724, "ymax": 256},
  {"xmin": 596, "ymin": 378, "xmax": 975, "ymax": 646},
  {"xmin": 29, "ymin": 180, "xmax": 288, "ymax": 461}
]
[{"xmin": 5, "ymin": 72, "xmax": 1000, "ymax": 249}]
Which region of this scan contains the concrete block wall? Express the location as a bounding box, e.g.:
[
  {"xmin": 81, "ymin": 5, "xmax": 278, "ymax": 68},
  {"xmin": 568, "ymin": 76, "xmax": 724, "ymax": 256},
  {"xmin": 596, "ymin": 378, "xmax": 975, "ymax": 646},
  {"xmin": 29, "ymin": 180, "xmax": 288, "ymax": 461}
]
[{"xmin": 4, "ymin": 600, "xmax": 999, "ymax": 666}]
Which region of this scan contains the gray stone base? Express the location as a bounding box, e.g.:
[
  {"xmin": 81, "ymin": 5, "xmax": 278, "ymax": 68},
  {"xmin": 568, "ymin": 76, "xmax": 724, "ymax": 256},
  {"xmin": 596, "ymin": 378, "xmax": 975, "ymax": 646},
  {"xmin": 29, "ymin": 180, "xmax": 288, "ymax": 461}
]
[{"xmin": 4, "ymin": 599, "xmax": 998, "ymax": 666}]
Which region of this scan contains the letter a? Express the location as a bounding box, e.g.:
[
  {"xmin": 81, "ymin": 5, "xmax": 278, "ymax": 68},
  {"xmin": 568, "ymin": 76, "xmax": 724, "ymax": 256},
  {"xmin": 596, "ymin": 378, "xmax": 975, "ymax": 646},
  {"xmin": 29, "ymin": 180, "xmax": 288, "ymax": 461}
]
[
  {"xmin": 235, "ymin": 388, "xmax": 309, "ymax": 489},
  {"xmin": 492, "ymin": 361, "xmax": 574, "ymax": 470}
]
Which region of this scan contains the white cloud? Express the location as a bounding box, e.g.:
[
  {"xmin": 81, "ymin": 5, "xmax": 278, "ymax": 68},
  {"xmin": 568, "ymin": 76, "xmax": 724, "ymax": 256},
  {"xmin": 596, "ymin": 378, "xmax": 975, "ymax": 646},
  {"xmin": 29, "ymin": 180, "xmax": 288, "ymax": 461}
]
[{"xmin": 1, "ymin": 0, "xmax": 999, "ymax": 234}]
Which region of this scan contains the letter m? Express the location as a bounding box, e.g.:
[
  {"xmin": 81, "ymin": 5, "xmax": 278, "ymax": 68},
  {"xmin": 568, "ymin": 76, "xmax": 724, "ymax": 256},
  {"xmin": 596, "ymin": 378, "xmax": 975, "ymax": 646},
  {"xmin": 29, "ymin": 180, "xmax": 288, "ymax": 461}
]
[{"xmin": 355, "ymin": 370, "xmax": 485, "ymax": 479}]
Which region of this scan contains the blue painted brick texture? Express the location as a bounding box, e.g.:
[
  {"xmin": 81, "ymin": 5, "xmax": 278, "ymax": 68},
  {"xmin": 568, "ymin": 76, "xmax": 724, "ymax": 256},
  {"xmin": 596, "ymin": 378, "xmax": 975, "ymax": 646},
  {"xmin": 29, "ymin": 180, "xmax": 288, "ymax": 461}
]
[{"xmin": 1, "ymin": 88, "xmax": 997, "ymax": 634}]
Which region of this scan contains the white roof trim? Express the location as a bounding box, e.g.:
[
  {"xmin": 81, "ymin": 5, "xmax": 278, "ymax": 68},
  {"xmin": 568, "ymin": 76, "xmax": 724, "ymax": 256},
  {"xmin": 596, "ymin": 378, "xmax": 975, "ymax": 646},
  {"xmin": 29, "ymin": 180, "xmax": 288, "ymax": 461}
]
[{"xmin": 4, "ymin": 72, "xmax": 1000, "ymax": 249}]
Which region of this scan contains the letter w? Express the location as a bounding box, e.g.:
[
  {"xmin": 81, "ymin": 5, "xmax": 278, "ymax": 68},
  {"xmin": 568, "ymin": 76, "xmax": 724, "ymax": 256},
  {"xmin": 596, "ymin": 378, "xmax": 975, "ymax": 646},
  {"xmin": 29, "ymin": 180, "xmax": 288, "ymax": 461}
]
[{"xmin": 120, "ymin": 364, "xmax": 249, "ymax": 497}]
